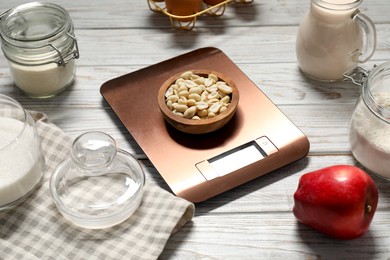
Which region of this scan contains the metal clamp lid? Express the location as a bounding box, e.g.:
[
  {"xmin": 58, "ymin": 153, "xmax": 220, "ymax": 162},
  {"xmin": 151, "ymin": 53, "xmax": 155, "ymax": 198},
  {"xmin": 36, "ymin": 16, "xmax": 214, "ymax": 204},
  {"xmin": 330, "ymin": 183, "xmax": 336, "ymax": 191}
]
[
  {"xmin": 48, "ymin": 32, "xmax": 80, "ymax": 67},
  {"xmin": 343, "ymin": 66, "xmax": 372, "ymax": 86},
  {"xmin": 0, "ymin": 8, "xmax": 11, "ymax": 20}
]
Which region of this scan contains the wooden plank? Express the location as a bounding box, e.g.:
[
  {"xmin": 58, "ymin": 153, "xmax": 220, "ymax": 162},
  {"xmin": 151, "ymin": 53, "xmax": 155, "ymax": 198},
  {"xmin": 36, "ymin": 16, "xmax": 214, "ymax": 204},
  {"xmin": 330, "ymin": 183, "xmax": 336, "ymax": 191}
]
[
  {"xmin": 160, "ymin": 211, "xmax": 389, "ymax": 259},
  {"xmin": 0, "ymin": 104, "xmax": 352, "ymax": 155},
  {"xmin": 142, "ymin": 153, "xmax": 390, "ymax": 213},
  {"xmin": 0, "ymin": 0, "xmax": 390, "ymax": 258},
  {"xmin": 0, "ymin": 61, "xmax": 375, "ymax": 107},
  {"xmin": 0, "ymin": 65, "xmax": 362, "ymax": 155},
  {"xmin": 0, "ymin": 24, "xmax": 389, "ymax": 67},
  {"xmin": 0, "ymin": 0, "xmax": 387, "ymax": 29}
]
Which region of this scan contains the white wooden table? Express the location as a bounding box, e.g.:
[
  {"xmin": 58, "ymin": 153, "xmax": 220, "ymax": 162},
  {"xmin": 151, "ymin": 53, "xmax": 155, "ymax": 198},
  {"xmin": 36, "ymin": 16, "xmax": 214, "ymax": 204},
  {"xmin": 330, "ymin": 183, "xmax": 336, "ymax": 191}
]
[{"xmin": 1, "ymin": 0, "xmax": 390, "ymax": 259}]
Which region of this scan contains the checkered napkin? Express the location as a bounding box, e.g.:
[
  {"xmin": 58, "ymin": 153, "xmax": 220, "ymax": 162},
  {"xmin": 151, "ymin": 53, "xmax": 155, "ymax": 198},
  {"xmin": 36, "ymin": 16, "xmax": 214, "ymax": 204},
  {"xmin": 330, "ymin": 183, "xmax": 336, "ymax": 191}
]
[{"xmin": 0, "ymin": 111, "xmax": 195, "ymax": 260}]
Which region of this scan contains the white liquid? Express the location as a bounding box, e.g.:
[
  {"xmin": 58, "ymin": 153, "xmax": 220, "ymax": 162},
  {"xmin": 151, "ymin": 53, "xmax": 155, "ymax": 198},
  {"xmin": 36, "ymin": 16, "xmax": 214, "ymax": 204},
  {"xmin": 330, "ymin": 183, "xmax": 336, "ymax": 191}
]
[
  {"xmin": 296, "ymin": 1, "xmax": 362, "ymax": 81},
  {"xmin": 349, "ymin": 94, "xmax": 390, "ymax": 179},
  {"xmin": 9, "ymin": 59, "xmax": 75, "ymax": 97},
  {"xmin": 0, "ymin": 117, "xmax": 43, "ymax": 206}
]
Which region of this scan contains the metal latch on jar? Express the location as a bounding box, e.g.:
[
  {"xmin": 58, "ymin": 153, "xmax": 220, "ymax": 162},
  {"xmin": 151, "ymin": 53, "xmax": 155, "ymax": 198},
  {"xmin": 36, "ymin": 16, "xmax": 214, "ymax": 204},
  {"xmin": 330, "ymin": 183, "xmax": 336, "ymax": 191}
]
[
  {"xmin": 48, "ymin": 32, "xmax": 80, "ymax": 67},
  {"xmin": 343, "ymin": 66, "xmax": 374, "ymax": 86},
  {"xmin": 0, "ymin": 9, "xmax": 11, "ymax": 20}
]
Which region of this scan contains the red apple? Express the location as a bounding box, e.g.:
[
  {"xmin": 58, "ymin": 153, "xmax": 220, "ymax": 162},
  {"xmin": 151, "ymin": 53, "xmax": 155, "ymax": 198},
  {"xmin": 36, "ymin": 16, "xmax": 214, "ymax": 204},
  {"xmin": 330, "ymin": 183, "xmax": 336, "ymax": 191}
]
[{"xmin": 293, "ymin": 165, "xmax": 378, "ymax": 240}]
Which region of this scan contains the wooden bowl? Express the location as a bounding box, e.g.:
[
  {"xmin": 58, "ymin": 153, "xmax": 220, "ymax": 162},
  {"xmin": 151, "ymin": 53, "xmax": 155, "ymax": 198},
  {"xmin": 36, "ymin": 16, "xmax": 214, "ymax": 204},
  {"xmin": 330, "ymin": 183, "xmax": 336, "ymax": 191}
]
[{"xmin": 158, "ymin": 69, "xmax": 239, "ymax": 134}]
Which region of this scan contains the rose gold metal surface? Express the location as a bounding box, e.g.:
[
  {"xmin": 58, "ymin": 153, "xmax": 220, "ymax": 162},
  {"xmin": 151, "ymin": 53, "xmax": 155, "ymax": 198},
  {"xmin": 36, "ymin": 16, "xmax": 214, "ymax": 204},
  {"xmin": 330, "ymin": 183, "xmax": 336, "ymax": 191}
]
[{"xmin": 100, "ymin": 47, "xmax": 310, "ymax": 203}]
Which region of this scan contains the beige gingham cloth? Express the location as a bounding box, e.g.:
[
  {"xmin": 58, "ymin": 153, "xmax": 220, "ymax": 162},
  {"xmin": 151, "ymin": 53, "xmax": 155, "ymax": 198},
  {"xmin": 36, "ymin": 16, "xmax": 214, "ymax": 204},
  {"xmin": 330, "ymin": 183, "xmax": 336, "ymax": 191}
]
[{"xmin": 0, "ymin": 111, "xmax": 195, "ymax": 260}]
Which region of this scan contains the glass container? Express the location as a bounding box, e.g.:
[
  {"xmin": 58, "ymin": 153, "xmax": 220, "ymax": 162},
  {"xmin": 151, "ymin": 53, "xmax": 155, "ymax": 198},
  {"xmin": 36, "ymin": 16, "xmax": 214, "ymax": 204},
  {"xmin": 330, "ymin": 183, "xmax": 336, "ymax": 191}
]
[
  {"xmin": 349, "ymin": 62, "xmax": 390, "ymax": 180},
  {"xmin": 0, "ymin": 94, "xmax": 45, "ymax": 210},
  {"xmin": 296, "ymin": 0, "xmax": 376, "ymax": 81},
  {"xmin": 50, "ymin": 131, "xmax": 145, "ymax": 229},
  {"xmin": 0, "ymin": 2, "xmax": 79, "ymax": 98}
]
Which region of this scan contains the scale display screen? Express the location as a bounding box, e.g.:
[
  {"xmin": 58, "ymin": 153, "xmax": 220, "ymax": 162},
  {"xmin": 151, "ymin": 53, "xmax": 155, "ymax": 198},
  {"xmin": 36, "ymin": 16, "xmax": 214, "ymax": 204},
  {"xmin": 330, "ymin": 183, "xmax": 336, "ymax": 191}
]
[
  {"xmin": 209, "ymin": 141, "xmax": 266, "ymax": 176},
  {"xmin": 196, "ymin": 136, "xmax": 278, "ymax": 180}
]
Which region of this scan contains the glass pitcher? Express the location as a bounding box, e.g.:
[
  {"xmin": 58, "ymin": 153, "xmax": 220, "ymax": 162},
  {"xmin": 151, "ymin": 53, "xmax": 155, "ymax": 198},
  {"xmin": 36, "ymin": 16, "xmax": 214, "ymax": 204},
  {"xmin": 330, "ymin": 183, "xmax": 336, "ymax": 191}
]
[{"xmin": 296, "ymin": 0, "xmax": 376, "ymax": 81}]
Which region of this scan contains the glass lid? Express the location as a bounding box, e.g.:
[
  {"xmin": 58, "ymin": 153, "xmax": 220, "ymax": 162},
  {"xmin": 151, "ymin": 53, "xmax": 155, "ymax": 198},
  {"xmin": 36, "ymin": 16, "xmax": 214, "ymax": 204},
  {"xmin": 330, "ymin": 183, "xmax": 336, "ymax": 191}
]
[{"xmin": 50, "ymin": 131, "xmax": 145, "ymax": 229}]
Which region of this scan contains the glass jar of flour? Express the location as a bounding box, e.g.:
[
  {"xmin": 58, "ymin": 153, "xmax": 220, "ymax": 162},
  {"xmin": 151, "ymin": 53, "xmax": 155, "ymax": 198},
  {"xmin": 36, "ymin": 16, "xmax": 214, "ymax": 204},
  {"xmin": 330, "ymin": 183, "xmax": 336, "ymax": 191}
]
[
  {"xmin": 348, "ymin": 62, "xmax": 390, "ymax": 180},
  {"xmin": 0, "ymin": 2, "xmax": 79, "ymax": 98}
]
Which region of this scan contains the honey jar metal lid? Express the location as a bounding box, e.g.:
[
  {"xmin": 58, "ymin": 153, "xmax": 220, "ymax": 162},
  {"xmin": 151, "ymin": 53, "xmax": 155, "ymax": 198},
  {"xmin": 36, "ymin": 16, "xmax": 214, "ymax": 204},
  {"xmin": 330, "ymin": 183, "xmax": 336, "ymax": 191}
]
[{"xmin": 50, "ymin": 131, "xmax": 145, "ymax": 229}]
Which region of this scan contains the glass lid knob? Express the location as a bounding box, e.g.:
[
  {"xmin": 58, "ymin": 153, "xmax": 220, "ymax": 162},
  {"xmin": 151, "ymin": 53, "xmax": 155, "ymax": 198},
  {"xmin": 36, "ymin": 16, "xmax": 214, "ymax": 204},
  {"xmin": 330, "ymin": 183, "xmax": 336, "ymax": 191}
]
[{"xmin": 71, "ymin": 131, "xmax": 117, "ymax": 174}]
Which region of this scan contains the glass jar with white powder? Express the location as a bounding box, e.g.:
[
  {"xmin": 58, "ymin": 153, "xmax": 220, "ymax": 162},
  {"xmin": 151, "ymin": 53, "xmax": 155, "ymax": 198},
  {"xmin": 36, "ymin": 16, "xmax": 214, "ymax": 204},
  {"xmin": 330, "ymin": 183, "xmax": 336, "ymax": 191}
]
[
  {"xmin": 348, "ymin": 62, "xmax": 390, "ymax": 180},
  {"xmin": 0, "ymin": 2, "xmax": 79, "ymax": 98},
  {"xmin": 0, "ymin": 94, "xmax": 45, "ymax": 210}
]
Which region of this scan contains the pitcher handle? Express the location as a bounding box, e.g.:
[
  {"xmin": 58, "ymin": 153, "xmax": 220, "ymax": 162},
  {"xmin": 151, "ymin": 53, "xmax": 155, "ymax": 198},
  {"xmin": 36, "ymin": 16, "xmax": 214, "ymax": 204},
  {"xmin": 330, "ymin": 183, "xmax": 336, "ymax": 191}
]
[{"xmin": 352, "ymin": 10, "xmax": 376, "ymax": 63}]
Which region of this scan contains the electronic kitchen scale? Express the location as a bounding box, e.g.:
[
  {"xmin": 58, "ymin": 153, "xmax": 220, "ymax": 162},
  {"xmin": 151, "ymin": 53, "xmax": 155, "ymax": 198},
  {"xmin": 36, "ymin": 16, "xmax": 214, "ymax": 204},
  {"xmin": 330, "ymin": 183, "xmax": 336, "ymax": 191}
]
[{"xmin": 100, "ymin": 47, "xmax": 310, "ymax": 203}]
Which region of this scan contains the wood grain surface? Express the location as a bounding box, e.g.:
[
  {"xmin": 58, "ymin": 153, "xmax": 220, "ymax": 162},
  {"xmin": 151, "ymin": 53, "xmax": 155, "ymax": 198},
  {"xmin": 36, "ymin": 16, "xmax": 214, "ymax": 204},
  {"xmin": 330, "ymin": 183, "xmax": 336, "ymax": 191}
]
[{"xmin": 0, "ymin": 0, "xmax": 389, "ymax": 259}]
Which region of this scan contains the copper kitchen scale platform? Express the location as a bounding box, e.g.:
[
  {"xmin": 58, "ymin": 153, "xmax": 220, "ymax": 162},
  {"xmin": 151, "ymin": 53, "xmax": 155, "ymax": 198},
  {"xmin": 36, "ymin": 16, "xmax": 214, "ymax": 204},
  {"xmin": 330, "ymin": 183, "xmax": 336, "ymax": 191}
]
[{"xmin": 100, "ymin": 47, "xmax": 310, "ymax": 203}]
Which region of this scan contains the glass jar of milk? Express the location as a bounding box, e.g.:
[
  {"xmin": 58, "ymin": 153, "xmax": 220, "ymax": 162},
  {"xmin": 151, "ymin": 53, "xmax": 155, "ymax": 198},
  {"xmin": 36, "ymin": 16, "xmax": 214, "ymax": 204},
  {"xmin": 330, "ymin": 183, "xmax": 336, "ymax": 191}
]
[
  {"xmin": 296, "ymin": 0, "xmax": 376, "ymax": 81},
  {"xmin": 349, "ymin": 62, "xmax": 390, "ymax": 180},
  {"xmin": 0, "ymin": 95, "xmax": 45, "ymax": 210},
  {"xmin": 0, "ymin": 2, "xmax": 79, "ymax": 98}
]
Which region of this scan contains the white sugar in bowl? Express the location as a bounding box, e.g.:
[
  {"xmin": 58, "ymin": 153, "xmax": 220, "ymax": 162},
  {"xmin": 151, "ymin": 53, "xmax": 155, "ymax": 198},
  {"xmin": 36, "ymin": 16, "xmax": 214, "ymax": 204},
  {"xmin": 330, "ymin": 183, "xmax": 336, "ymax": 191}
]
[{"xmin": 0, "ymin": 94, "xmax": 45, "ymax": 210}]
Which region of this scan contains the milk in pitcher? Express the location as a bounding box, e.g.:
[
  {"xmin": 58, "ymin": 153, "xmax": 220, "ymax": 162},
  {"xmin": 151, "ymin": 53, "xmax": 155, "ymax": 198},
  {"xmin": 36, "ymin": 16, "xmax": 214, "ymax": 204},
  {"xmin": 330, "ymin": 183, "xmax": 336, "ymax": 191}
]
[{"xmin": 296, "ymin": 0, "xmax": 375, "ymax": 81}]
